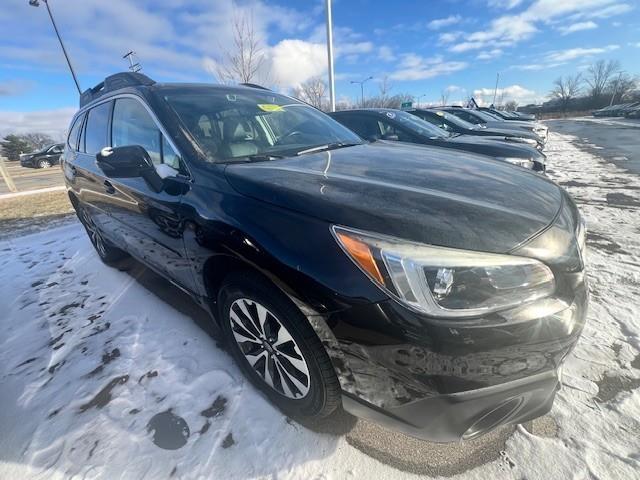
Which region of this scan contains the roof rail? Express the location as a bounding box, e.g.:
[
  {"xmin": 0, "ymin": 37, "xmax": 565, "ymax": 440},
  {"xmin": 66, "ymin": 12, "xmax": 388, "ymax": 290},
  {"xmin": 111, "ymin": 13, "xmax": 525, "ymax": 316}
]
[
  {"xmin": 239, "ymin": 82, "xmax": 271, "ymax": 91},
  {"xmin": 80, "ymin": 72, "xmax": 155, "ymax": 107}
]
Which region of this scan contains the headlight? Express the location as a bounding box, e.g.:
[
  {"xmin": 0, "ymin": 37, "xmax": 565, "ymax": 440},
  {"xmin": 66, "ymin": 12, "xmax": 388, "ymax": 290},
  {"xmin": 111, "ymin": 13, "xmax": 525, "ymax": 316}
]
[
  {"xmin": 333, "ymin": 226, "xmax": 556, "ymax": 318},
  {"xmin": 497, "ymin": 157, "xmax": 535, "ymax": 169}
]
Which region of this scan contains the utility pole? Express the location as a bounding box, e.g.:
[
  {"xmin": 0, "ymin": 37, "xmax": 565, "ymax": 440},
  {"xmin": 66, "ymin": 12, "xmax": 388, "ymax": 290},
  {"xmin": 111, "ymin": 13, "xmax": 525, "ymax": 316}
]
[
  {"xmin": 351, "ymin": 76, "xmax": 373, "ymax": 107},
  {"xmin": 123, "ymin": 51, "xmax": 142, "ymax": 73},
  {"xmin": 492, "ymin": 72, "xmax": 500, "ymax": 107},
  {"xmin": 29, "ymin": 0, "xmax": 82, "ymax": 95},
  {"xmin": 325, "ymin": 0, "xmax": 336, "ymax": 112}
]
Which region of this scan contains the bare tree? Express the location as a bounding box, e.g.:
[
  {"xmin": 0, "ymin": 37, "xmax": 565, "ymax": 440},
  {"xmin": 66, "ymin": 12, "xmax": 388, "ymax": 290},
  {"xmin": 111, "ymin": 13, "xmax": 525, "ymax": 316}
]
[
  {"xmin": 607, "ymin": 73, "xmax": 637, "ymax": 104},
  {"xmin": 362, "ymin": 93, "xmax": 414, "ymax": 109},
  {"xmin": 378, "ymin": 76, "xmax": 393, "ymax": 98},
  {"xmin": 215, "ymin": 12, "xmax": 269, "ymax": 85},
  {"xmin": 550, "ymin": 73, "xmax": 582, "ymax": 114},
  {"xmin": 585, "ymin": 59, "xmax": 620, "ymax": 100},
  {"xmin": 291, "ymin": 76, "xmax": 328, "ymax": 110},
  {"xmin": 504, "ymin": 100, "xmax": 519, "ymax": 112}
]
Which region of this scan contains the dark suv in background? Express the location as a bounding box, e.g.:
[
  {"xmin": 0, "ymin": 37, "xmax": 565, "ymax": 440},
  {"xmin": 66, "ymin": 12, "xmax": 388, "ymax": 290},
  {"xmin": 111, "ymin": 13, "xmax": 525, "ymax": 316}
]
[
  {"xmin": 63, "ymin": 72, "xmax": 587, "ymax": 442},
  {"xmin": 20, "ymin": 143, "xmax": 64, "ymax": 168}
]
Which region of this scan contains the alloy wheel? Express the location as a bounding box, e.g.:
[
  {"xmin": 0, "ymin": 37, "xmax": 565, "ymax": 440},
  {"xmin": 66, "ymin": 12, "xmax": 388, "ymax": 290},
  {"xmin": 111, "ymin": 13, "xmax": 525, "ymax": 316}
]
[
  {"xmin": 229, "ymin": 298, "xmax": 310, "ymax": 399},
  {"xmin": 80, "ymin": 207, "xmax": 107, "ymax": 258},
  {"xmin": 39, "ymin": 160, "xmax": 51, "ymax": 168}
]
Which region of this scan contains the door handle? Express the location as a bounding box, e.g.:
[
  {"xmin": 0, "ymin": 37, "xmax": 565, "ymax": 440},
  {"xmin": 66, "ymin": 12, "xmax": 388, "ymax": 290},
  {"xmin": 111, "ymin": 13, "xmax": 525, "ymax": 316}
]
[{"xmin": 103, "ymin": 180, "xmax": 116, "ymax": 195}]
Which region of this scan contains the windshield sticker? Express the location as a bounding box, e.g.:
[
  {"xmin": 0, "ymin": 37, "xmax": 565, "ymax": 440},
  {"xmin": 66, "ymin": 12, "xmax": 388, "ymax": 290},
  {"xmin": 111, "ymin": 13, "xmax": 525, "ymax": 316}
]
[
  {"xmin": 226, "ymin": 94, "xmax": 237, "ymax": 102},
  {"xmin": 257, "ymin": 104, "xmax": 284, "ymax": 112},
  {"xmin": 436, "ymin": 111, "xmax": 445, "ymax": 116},
  {"xmin": 386, "ymin": 112, "xmax": 396, "ymax": 119}
]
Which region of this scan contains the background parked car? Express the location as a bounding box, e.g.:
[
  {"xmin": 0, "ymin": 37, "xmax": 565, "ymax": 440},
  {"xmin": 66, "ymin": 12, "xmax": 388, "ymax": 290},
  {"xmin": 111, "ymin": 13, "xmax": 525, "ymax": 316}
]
[
  {"xmin": 441, "ymin": 107, "xmax": 548, "ymax": 144},
  {"xmin": 19, "ymin": 143, "xmax": 64, "ymax": 168},
  {"xmin": 330, "ymin": 108, "xmax": 546, "ymax": 172},
  {"xmin": 408, "ymin": 108, "xmax": 545, "ymax": 150},
  {"xmin": 479, "ymin": 108, "xmax": 536, "ymax": 122}
]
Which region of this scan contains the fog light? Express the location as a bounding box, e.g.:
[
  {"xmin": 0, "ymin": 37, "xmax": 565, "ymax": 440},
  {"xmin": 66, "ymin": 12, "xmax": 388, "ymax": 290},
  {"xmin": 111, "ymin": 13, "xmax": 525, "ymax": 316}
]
[{"xmin": 462, "ymin": 396, "xmax": 524, "ymax": 440}]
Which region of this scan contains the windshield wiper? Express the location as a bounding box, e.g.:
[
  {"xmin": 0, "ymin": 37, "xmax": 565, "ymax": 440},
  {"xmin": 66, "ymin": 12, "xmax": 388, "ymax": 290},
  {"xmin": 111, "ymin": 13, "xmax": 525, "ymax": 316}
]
[
  {"xmin": 240, "ymin": 154, "xmax": 286, "ymax": 162},
  {"xmin": 296, "ymin": 142, "xmax": 360, "ymax": 156}
]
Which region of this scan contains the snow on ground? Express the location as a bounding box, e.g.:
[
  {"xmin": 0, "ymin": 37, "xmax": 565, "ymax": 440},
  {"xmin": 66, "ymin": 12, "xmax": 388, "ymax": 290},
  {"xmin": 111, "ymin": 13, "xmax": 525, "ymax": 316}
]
[
  {"xmin": 1, "ymin": 131, "xmax": 639, "ymax": 480},
  {"xmin": 567, "ymin": 116, "xmax": 640, "ymax": 129}
]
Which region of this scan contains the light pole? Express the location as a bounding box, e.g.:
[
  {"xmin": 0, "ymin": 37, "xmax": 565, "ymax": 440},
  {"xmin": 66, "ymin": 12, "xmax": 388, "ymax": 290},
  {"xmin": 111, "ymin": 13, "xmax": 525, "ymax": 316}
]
[
  {"xmin": 351, "ymin": 76, "xmax": 373, "ymax": 107},
  {"xmin": 491, "ymin": 72, "xmax": 500, "ymax": 107},
  {"xmin": 29, "ymin": 0, "xmax": 82, "ymax": 95},
  {"xmin": 416, "ymin": 94, "xmax": 427, "ymax": 108},
  {"xmin": 325, "ymin": 0, "xmax": 336, "ymax": 112}
]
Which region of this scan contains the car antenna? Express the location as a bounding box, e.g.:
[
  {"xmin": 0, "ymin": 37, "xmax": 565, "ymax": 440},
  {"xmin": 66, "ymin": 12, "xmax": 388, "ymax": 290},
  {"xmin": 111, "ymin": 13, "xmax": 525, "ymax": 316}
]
[
  {"xmin": 28, "ymin": 0, "xmax": 82, "ymax": 95},
  {"xmin": 123, "ymin": 50, "xmax": 142, "ymax": 73}
]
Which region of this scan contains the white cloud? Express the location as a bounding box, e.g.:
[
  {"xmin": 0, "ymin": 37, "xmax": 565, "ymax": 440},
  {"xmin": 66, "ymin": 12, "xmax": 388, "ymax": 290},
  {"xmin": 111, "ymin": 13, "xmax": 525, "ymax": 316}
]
[
  {"xmin": 390, "ymin": 54, "xmax": 467, "ymax": 81},
  {"xmin": 438, "ymin": 32, "xmax": 463, "ymax": 44},
  {"xmin": 559, "ymin": 21, "xmax": 598, "ymax": 35},
  {"xmin": 269, "ymin": 40, "xmax": 327, "ymax": 87},
  {"xmin": 451, "ymin": 0, "xmax": 630, "ymax": 53},
  {"xmin": 336, "ymin": 41, "xmax": 374, "ymax": 56},
  {"xmin": 487, "ymin": 0, "xmax": 524, "ymax": 9},
  {"xmin": 427, "ymin": 15, "xmax": 462, "ymax": 30},
  {"xmin": 477, "ymin": 48, "xmax": 504, "ymax": 60},
  {"xmin": 378, "ymin": 46, "xmax": 395, "ymax": 62},
  {"xmin": 547, "ymin": 44, "xmax": 619, "ymax": 62},
  {"xmin": 0, "ymin": 107, "xmax": 76, "ymax": 140},
  {"xmin": 629, "ymin": 42, "xmax": 640, "ymax": 48},
  {"xmin": 473, "ymin": 85, "xmax": 539, "ymax": 105}
]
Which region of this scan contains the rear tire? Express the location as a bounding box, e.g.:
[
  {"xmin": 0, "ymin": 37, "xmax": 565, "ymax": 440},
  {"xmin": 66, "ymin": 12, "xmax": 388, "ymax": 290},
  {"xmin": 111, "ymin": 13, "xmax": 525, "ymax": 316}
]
[
  {"xmin": 76, "ymin": 203, "xmax": 129, "ymax": 265},
  {"xmin": 218, "ymin": 271, "xmax": 341, "ymax": 420}
]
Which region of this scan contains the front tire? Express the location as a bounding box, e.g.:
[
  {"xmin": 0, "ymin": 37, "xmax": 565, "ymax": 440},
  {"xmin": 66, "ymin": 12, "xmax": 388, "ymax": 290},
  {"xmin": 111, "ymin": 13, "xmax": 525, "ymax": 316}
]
[
  {"xmin": 76, "ymin": 203, "xmax": 129, "ymax": 265},
  {"xmin": 218, "ymin": 271, "xmax": 341, "ymax": 419},
  {"xmin": 38, "ymin": 159, "xmax": 51, "ymax": 169}
]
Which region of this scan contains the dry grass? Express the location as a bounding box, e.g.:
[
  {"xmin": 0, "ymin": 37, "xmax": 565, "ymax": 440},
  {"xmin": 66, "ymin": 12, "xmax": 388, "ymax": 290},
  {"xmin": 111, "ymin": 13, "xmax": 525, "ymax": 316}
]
[{"xmin": 0, "ymin": 190, "xmax": 76, "ymax": 239}]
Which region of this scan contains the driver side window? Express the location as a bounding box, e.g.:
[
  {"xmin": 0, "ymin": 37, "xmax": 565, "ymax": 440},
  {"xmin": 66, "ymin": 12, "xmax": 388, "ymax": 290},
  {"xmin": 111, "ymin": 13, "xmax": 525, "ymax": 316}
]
[
  {"xmin": 112, "ymin": 97, "xmax": 182, "ymax": 172},
  {"xmin": 377, "ymin": 120, "xmax": 414, "ymax": 142}
]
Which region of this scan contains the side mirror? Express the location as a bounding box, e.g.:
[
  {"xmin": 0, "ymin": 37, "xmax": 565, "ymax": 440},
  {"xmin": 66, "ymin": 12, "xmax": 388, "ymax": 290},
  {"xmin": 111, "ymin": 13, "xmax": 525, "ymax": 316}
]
[
  {"xmin": 381, "ymin": 134, "xmax": 399, "ymax": 141},
  {"xmin": 96, "ymin": 145, "xmax": 163, "ymax": 192}
]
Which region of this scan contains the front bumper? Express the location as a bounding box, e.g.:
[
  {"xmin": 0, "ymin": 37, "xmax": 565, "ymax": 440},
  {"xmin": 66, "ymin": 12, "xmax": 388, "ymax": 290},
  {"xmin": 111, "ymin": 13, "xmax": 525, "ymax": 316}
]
[{"xmin": 343, "ymin": 369, "xmax": 559, "ymax": 442}]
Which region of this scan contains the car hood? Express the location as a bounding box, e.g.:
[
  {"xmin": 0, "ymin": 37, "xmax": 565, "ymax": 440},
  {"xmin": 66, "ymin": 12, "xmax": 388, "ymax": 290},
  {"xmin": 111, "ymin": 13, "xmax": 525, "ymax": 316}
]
[
  {"xmin": 225, "ymin": 143, "xmax": 562, "ymax": 254},
  {"xmin": 446, "ymin": 135, "xmax": 543, "ymax": 160},
  {"xmin": 484, "ymin": 121, "xmax": 538, "ymax": 133},
  {"xmin": 472, "ymin": 126, "xmax": 542, "ymax": 141}
]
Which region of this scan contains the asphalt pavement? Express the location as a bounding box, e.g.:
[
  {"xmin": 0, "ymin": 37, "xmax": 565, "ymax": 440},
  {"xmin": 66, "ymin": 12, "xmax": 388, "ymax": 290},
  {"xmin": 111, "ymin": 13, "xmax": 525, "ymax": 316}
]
[
  {"xmin": 0, "ymin": 160, "xmax": 65, "ymax": 195},
  {"xmin": 546, "ymin": 117, "xmax": 640, "ymax": 175}
]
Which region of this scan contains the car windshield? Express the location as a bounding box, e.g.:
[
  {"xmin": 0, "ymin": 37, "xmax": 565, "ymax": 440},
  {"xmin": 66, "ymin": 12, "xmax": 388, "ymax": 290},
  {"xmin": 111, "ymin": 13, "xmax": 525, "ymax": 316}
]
[
  {"xmin": 475, "ymin": 110, "xmax": 503, "ymax": 121},
  {"xmin": 164, "ymin": 89, "xmax": 362, "ymax": 162},
  {"xmin": 430, "ymin": 110, "xmax": 477, "ymax": 130},
  {"xmin": 390, "ymin": 110, "xmax": 450, "ymax": 138}
]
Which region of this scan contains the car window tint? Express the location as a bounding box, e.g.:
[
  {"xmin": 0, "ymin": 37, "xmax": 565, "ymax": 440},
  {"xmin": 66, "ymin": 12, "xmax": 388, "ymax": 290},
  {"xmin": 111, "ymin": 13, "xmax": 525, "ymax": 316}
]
[
  {"xmin": 67, "ymin": 115, "xmax": 84, "ymax": 151},
  {"xmin": 337, "ymin": 115, "xmax": 380, "ymax": 139},
  {"xmin": 112, "ymin": 98, "xmax": 162, "ymax": 165},
  {"xmin": 377, "ymin": 119, "xmax": 414, "ymax": 142},
  {"xmin": 85, "ymin": 102, "xmax": 112, "ymax": 154}
]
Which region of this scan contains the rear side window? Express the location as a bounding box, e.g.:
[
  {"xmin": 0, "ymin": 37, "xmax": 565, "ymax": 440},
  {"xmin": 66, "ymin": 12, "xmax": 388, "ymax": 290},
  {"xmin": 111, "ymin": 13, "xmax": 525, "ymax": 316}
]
[
  {"xmin": 112, "ymin": 98, "xmax": 162, "ymax": 165},
  {"xmin": 85, "ymin": 102, "xmax": 112, "ymax": 154},
  {"xmin": 67, "ymin": 114, "xmax": 84, "ymax": 151}
]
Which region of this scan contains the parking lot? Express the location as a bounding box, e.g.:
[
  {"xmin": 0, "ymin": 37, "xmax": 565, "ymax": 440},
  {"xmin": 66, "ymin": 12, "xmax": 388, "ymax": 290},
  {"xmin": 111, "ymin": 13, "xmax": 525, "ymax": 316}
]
[
  {"xmin": 0, "ymin": 160, "xmax": 65, "ymax": 195},
  {"xmin": 1, "ymin": 121, "xmax": 639, "ymax": 479}
]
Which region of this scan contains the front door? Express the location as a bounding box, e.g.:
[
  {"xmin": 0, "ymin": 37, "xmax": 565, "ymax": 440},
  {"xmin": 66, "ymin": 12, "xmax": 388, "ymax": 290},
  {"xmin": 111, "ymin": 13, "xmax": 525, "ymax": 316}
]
[{"xmin": 105, "ymin": 96, "xmax": 195, "ymax": 292}]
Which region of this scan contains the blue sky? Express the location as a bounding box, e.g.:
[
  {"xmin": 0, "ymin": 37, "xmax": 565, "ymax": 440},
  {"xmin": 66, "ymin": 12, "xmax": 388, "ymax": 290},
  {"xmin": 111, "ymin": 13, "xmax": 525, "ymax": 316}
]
[{"xmin": 1, "ymin": 0, "xmax": 639, "ymax": 137}]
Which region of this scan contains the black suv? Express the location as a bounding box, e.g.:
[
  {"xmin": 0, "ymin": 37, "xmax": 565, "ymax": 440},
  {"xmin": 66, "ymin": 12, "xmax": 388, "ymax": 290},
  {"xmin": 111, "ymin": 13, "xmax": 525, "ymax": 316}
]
[
  {"xmin": 329, "ymin": 109, "xmax": 545, "ymax": 172},
  {"xmin": 20, "ymin": 143, "xmax": 64, "ymax": 168},
  {"xmin": 63, "ymin": 73, "xmax": 587, "ymax": 442}
]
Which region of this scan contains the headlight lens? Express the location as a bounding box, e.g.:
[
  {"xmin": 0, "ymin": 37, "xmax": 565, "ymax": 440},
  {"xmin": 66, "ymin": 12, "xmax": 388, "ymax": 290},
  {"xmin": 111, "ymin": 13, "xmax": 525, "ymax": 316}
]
[
  {"xmin": 333, "ymin": 226, "xmax": 556, "ymax": 318},
  {"xmin": 497, "ymin": 157, "xmax": 535, "ymax": 169}
]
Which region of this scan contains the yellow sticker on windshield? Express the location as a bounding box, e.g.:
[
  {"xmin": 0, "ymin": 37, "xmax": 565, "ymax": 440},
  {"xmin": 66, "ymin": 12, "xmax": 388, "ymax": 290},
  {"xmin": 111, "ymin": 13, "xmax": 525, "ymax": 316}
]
[
  {"xmin": 257, "ymin": 104, "xmax": 283, "ymax": 112},
  {"xmin": 436, "ymin": 111, "xmax": 445, "ymax": 116}
]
